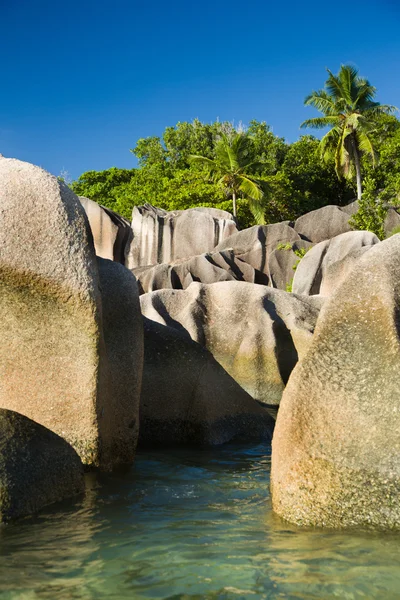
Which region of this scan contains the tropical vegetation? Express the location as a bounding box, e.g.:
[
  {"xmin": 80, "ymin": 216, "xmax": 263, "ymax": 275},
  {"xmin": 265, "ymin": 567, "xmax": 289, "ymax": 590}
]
[
  {"xmin": 71, "ymin": 65, "xmax": 399, "ymax": 236},
  {"xmin": 189, "ymin": 133, "xmax": 265, "ymax": 223},
  {"xmin": 301, "ymin": 64, "xmax": 397, "ymax": 200}
]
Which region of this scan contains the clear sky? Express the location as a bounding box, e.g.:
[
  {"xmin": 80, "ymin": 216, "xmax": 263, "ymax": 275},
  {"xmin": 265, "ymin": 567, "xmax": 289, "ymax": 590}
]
[{"xmin": 1, "ymin": 0, "xmax": 399, "ymax": 180}]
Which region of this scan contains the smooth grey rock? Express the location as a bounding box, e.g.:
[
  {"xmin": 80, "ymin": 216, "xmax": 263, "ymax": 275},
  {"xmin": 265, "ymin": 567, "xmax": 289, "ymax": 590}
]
[
  {"xmin": 340, "ymin": 200, "xmax": 359, "ymax": 215},
  {"xmin": 292, "ymin": 230, "xmax": 379, "ymax": 296},
  {"xmin": 294, "ymin": 205, "xmax": 352, "ymax": 243},
  {"xmin": 268, "ymin": 240, "xmax": 313, "ymax": 290},
  {"xmin": 140, "ymin": 282, "xmax": 323, "ymax": 406},
  {"xmin": 272, "ymin": 235, "xmax": 400, "ymax": 529},
  {"xmin": 0, "ymin": 157, "xmax": 139, "ymax": 470},
  {"xmin": 80, "ymin": 196, "xmax": 133, "ymax": 263},
  {"xmin": 97, "ymin": 258, "xmax": 144, "ymax": 463},
  {"xmin": 127, "ymin": 204, "xmax": 237, "ymax": 268},
  {"xmin": 384, "ymin": 207, "xmax": 400, "ymax": 237},
  {"xmin": 133, "ymin": 249, "xmax": 267, "ymax": 294},
  {"xmin": 0, "ymin": 409, "xmax": 84, "ymax": 523},
  {"xmin": 215, "ymin": 222, "xmax": 302, "ymax": 278},
  {"xmin": 140, "ymin": 318, "xmax": 275, "ymax": 446}
]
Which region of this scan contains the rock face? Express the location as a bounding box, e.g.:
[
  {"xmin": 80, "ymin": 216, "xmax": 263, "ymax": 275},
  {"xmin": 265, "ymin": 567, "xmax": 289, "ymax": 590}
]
[
  {"xmin": 97, "ymin": 258, "xmax": 144, "ymax": 460},
  {"xmin": 0, "ymin": 409, "xmax": 84, "ymax": 522},
  {"xmin": 79, "ymin": 196, "xmax": 133, "ymax": 263},
  {"xmin": 126, "ymin": 204, "xmax": 237, "ymax": 269},
  {"xmin": 268, "ymin": 241, "xmax": 312, "ymax": 291},
  {"xmin": 294, "ymin": 205, "xmax": 352, "ymax": 243},
  {"xmin": 292, "ymin": 230, "xmax": 379, "ymax": 296},
  {"xmin": 0, "ymin": 157, "xmax": 142, "ymax": 469},
  {"xmin": 133, "ymin": 249, "xmax": 266, "ymax": 294},
  {"xmin": 140, "ymin": 318, "xmax": 275, "ymax": 446},
  {"xmin": 271, "ymin": 235, "xmax": 400, "ymax": 529},
  {"xmin": 215, "ymin": 223, "xmax": 302, "ymax": 279},
  {"xmin": 141, "ymin": 282, "xmax": 323, "ymax": 406},
  {"xmin": 384, "ymin": 207, "xmax": 400, "ymax": 237}
]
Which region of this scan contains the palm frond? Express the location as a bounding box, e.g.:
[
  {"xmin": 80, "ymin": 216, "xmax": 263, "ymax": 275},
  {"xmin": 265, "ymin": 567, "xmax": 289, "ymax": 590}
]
[
  {"xmin": 247, "ymin": 197, "xmax": 266, "ymax": 225},
  {"xmin": 338, "ymin": 64, "xmax": 360, "ymax": 105},
  {"xmin": 301, "ymin": 116, "xmax": 342, "ymax": 129},
  {"xmin": 325, "ymin": 69, "xmax": 347, "ymax": 102},
  {"xmin": 304, "ymin": 90, "xmax": 338, "ymax": 116},
  {"xmin": 239, "ymin": 175, "xmax": 264, "ymax": 201},
  {"xmin": 357, "ymin": 130, "xmax": 376, "ymax": 164}
]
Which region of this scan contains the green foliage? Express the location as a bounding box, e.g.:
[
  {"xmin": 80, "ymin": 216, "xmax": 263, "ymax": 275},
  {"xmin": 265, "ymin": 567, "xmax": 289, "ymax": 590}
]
[
  {"xmin": 71, "ymin": 167, "xmax": 136, "ymax": 217},
  {"xmin": 276, "ymin": 242, "xmax": 293, "ymax": 251},
  {"xmin": 301, "ymin": 65, "xmax": 397, "ymax": 199},
  {"xmin": 190, "ymin": 132, "xmax": 266, "ymax": 223},
  {"xmin": 349, "ymin": 177, "xmax": 387, "ymax": 239},
  {"xmin": 72, "ymin": 110, "xmax": 399, "ymax": 229}
]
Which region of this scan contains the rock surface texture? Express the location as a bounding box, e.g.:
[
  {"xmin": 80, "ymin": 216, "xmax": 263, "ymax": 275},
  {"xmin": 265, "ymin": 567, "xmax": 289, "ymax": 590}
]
[
  {"xmin": 384, "ymin": 207, "xmax": 400, "ymax": 237},
  {"xmin": 80, "ymin": 196, "xmax": 133, "ymax": 263},
  {"xmin": 0, "ymin": 409, "xmax": 84, "ymax": 522},
  {"xmin": 268, "ymin": 240, "xmax": 312, "ymax": 291},
  {"xmin": 126, "ymin": 204, "xmax": 237, "ymax": 269},
  {"xmin": 294, "ymin": 205, "xmax": 352, "ymax": 243},
  {"xmin": 97, "ymin": 258, "xmax": 144, "ymax": 460},
  {"xmin": 214, "ymin": 223, "xmax": 302, "ymax": 280},
  {"xmin": 133, "ymin": 249, "xmax": 265, "ymax": 294},
  {"xmin": 140, "ymin": 318, "xmax": 275, "ymax": 446},
  {"xmin": 141, "ymin": 282, "xmax": 322, "ymax": 406},
  {"xmin": 292, "ymin": 230, "xmax": 379, "ymax": 296},
  {"xmin": 0, "ymin": 157, "xmax": 142, "ymax": 469},
  {"xmin": 271, "ymin": 235, "xmax": 400, "ymax": 529}
]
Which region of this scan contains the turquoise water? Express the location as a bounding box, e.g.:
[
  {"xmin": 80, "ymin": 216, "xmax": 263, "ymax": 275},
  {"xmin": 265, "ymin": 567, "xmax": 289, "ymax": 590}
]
[{"xmin": 1, "ymin": 443, "xmax": 400, "ymax": 599}]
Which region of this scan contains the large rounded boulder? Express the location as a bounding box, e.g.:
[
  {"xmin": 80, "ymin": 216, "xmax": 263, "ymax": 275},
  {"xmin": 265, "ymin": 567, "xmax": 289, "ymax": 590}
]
[
  {"xmin": 140, "ymin": 318, "xmax": 275, "ymax": 446},
  {"xmin": 0, "ymin": 409, "xmax": 84, "ymax": 523},
  {"xmin": 214, "ymin": 222, "xmax": 302, "ymax": 280},
  {"xmin": 271, "ymin": 235, "xmax": 400, "ymax": 529},
  {"xmin": 294, "ymin": 205, "xmax": 352, "ymax": 243},
  {"xmin": 141, "ymin": 282, "xmax": 322, "ymax": 406},
  {"xmin": 292, "ymin": 230, "xmax": 379, "ymax": 296},
  {"xmin": 126, "ymin": 204, "xmax": 237, "ymax": 268},
  {"xmin": 0, "ymin": 157, "xmax": 143, "ymax": 469}
]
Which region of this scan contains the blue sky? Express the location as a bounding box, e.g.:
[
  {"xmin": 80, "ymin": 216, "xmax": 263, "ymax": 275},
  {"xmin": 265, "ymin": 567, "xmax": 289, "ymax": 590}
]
[{"xmin": 1, "ymin": 0, "xmax": 399, "ymax": 180}]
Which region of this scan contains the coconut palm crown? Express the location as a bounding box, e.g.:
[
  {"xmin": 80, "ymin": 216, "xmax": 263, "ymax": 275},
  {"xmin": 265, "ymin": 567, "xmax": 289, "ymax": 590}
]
[
  {"xmin": 301, "ymin": 64, "xmax": 397, "ymax": 199},
  {"xmin": 189, "ymin": 133, "xmax": 265, "ymax": 223}
]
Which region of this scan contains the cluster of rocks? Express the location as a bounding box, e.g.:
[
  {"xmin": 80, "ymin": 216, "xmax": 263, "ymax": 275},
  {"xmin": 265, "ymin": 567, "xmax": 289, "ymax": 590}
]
[{"xmin": 1, "ymin": 155, "xmax": 400, "ymax": 531}]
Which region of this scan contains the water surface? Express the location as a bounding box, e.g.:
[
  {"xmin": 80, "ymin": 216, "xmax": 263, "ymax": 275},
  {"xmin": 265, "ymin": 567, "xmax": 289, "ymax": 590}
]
[{"xmin": 0, "ymin": 443, "xmax": 400, "ymax": 599}]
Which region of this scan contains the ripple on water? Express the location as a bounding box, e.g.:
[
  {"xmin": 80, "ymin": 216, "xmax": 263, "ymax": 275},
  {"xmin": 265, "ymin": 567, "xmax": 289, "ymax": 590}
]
[{"xmin": 0, "ymin": 443, "xmax": 400, "ymax": 599}]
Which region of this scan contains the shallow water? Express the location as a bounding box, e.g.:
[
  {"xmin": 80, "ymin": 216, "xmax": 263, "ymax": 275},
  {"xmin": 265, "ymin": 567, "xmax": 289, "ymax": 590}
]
[{"xmin": 1, "ymin": 443, "xmax": 400, "ymax": 599}]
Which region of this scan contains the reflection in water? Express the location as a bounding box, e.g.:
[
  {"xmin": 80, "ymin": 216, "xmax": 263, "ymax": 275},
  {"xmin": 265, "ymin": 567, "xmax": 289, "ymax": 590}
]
[{"xmin": 0, "ymin": 444, "xmax": 400, "ymax": 599}]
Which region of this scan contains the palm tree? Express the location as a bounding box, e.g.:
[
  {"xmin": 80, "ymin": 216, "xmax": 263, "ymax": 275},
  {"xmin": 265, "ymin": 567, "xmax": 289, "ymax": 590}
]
[
  {"xmin": 189, "ymin": 133, "xmax": 265, "ymax": 223},
  {"xmin": 301, "ymin": 65, "xmax": 397, "ymax": 200}
]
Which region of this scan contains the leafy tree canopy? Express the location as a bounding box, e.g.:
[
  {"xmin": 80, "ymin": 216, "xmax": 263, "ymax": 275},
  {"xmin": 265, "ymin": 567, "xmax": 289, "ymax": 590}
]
[{"xmin": 72, "ymin": 111, "xmax": 399, "ymax": 229}]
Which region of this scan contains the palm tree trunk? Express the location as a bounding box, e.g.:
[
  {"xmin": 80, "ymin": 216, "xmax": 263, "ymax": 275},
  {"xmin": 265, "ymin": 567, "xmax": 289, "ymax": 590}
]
[
  {"xmin": 351, "ymin": 134, "xmax": 363, "ymax": 200},
  {"xmin": 232, "ymin": 192, "xmax": 237, "ymax": 218}
]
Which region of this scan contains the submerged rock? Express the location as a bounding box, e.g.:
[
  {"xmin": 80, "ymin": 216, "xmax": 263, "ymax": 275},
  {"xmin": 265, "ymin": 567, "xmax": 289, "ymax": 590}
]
[
  {"xmin": 141, "ymin": 282, "xmax": 322, "ymax": 406},
  {"xmin": 140, "ymin": 318, "xmax": 275, "ymax": 446},
  {"xmin": 271, "ymin": 235, "xmax": 400, "ymax": 530},
  {"xmin": 0, "ymin": 409, "xmax": 84, "ymax": 523},
  {"xmin": 126, "ymin": 204, "xmax": 237, "ymax": 269},
  {"xmin": 0, "ymin": 157, "xmax": 143, "ymax": 469}
]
